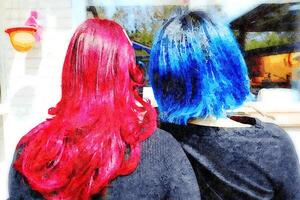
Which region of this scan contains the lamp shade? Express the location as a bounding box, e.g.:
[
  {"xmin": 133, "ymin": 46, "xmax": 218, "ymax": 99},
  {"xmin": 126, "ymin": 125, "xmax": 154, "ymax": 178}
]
[{"xmin": 5, "ymin": 26, "xmax": 37, "ymax": 52}]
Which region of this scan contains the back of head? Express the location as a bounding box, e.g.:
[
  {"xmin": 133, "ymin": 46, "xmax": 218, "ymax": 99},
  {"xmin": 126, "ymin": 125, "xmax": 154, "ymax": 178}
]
[
  {"xmin": 149, "ymin": 11, "xmax": 251, "ymax": 125},
  {"xmin": 14, "ymin": 19, "xmax": 157, "ymax": 199}
]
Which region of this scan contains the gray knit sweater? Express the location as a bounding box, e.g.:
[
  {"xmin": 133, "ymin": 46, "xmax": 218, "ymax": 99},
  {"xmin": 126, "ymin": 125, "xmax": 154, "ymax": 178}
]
[
  {"xmin": 161, "ymin": 117, "xmax": 300, "ymax": 200},
  {"xmin": 8, "ymin": 129, "xmax": 201, "ymax": 200}
]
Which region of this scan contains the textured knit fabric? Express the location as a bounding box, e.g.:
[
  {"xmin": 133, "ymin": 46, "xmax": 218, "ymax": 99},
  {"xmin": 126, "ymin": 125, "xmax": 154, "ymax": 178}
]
[
  {"xmin": 161, "ymin": 117, "xmax": 300, "ymax": 200},
  {"xmin": 8, "ymin": 129, "xmax": 201, "ymax": 200}
]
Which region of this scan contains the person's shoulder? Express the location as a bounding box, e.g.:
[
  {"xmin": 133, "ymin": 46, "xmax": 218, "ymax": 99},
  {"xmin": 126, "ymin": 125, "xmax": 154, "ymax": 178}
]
[
  {"xmin": 144, "ymin": 130, "xmax": 201, "ymax": 200},
  {"xmin": 141, "ymin": 128, "xmax": 186, "ymax": 162},
  {"xmin": 233, "ymin": 118, "xmax": 292, "ymax": 145},
  {"xmin": 260, "ymin": 122, "xmax": 300, "ymax": 187},
  {"xmin": 258, "ymin": 121, "xmax": 299, "ymax": 165},
  {"xmin": 145, "ymin": 128, "xmax": 182, "ymax": 148},
  {"xmin": 259, "ymin": 121, "xmax": 294, "ymax": 146}
]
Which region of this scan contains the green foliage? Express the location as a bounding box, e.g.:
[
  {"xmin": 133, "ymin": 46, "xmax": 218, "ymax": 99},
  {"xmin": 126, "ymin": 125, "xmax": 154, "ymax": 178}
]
[
  {"xmin": 245, "ymin": 32, "xmax": 298, "ymax": 50},
  {"xmin": 130, "ymin": 26, "xmax": 153, "ymax": 47},
  {"xmin": 95, "ymin": 5, "xmax": 182, "ymax": 47}
]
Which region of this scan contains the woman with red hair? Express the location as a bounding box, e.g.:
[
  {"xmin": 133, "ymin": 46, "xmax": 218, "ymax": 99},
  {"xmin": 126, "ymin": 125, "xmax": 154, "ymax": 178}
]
[{"xmin": 8, "ymin": 19, "xmax": 200, "ymax": 200}]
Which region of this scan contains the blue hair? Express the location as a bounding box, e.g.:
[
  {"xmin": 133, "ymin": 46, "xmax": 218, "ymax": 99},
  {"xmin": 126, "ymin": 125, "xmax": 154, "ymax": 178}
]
[{"xmin": 149, "ymin": 11, "xmax": 251, "ymax": 125}]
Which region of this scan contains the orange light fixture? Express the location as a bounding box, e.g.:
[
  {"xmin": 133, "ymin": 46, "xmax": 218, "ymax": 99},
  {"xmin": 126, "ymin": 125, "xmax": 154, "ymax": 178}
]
[{"xmin": 5, "ymin": 26, "xmax": 37, "ymax": 52}]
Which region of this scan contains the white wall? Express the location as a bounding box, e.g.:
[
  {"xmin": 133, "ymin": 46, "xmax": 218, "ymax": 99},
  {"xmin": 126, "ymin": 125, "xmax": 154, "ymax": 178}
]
[
  {"xmin": 0, "ymin": 0, "xmax": 74, "ymax": 199},
  {"xmin": 0, "ymin": 0, "xmax": 5, "ymax": 162}
]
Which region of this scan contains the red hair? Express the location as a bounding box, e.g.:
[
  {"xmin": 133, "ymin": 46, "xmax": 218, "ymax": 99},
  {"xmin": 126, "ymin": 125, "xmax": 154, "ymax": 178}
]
[{"xmin": 14, "ymin": 19, "xmax": 157, "ymax": 199}]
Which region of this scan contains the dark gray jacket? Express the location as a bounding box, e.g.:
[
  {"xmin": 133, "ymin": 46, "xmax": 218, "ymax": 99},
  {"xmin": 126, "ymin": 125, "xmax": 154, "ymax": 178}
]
[
  {"xmin": 9, "ymin": 129, "xmax": 201, "ymax": 200},
  {"xmin": 161, "ymin": 117, "xmax": 300, "ymax": 200}
]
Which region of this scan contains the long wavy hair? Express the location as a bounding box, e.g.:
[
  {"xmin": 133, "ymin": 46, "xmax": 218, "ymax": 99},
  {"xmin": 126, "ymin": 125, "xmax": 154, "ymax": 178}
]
[
  {"xmin": 14, "ymin": 19, "xmax": 157, "ymax": 199},
  {"xmin": 149, "ymin": 11, "xmax": 251, "ymax": 125}
]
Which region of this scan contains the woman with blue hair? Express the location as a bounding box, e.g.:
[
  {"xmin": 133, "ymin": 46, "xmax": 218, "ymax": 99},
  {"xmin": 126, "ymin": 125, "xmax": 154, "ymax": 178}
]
[{"xmin": 149, "ymin": 11, "xmax": 300, "ymax": 199}]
